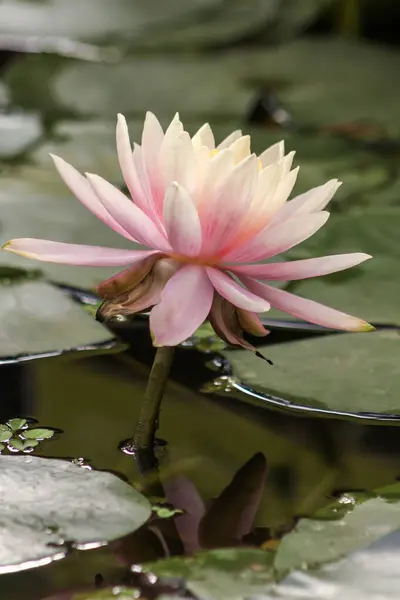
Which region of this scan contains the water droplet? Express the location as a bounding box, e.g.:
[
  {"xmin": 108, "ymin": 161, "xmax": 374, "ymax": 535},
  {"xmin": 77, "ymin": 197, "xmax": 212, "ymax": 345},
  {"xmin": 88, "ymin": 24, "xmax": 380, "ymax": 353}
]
[
  {"xmin": 131, "ymin": 564, "xmax": 143, "ymax": 573},
  {"xmin": 71, "ymin": 457, "xmax": 92, "ymax": 470},
  {"xmin": 201, "ymin": 375, "xmax": 238, "ymax": 394},
  {"xmin": 146, "ymin": 572, "xmax": 158, "ymax": 585},
  {"xmin": 119, "ymin": 440, "xmax": 137, "ymax": 456}
]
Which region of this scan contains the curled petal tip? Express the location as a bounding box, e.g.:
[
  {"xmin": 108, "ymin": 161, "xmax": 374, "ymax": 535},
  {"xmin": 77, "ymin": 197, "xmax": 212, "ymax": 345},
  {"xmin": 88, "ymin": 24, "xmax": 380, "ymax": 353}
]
[
  {"xmin": 359, "ymin": 322, "xmax": 375, "ymax": 332},
  {"xmin": 2, "ymin": 241, "xmax": 11, "ymax": 250}
]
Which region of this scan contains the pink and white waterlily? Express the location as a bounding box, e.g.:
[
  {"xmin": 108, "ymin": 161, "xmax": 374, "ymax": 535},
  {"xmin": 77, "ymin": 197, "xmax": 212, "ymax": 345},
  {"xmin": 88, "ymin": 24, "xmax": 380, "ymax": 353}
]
[{"xmin": 3, "ymin": 113, "xmax": 373, "ymax": 349}]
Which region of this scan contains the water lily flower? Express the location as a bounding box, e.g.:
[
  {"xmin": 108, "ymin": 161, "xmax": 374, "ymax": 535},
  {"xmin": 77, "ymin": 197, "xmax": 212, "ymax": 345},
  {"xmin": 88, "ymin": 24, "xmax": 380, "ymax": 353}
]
[{"xmin": 3, "ymin": 113, "xmax": 374, "ymax": 350}]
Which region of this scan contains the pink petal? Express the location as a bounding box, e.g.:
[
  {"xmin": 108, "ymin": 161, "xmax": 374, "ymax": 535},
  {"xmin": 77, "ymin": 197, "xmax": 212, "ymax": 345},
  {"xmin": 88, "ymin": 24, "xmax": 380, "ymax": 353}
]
[
  {"xmin": 163, "ymin": 182, "xmax": 202, "ymax": 256},
  {"xmin": 230, "ymin": 253, "xmax": 372, "ymax": 280},
  {"xmin": 217, "ymin": 130, "xmax": 242, "ymax": 150},
  {"xmin": 271, "ymin": 179, "xmax": 341, "ymax": 226},
  {"xmin": 192, "ymin": 123, "xmax": 215, "ymax": 150},
  {"xmin": 241, "ymin": 276, "xmax": 374, "ymax": 331},
  {"xmin": 3, "ymin": 238, "xmax": 159, "ymax": 266},
  {"xmin": 224, "ymin": 212, "xmax": 330, "ymax": 263},
  {"xmin": 86, "ymin": 173, "xmax": 171, "ymax": 251},
  {"xmin": 150, "ymin": 265, "xmax": 214, "ymax": 346},
  {"xmin": 201, "ymin": 155, "xmax": 259, "ymax": 255},
  {"xmin": 206, "ymin": 268, "xmax": 270, "ymax": 312},
  {"xmin": 115, "ymin": 114, "xmax": 154, "ymax": 217},
  {"xmin": 50, "ymin": 154, "xmax": 135, "ymax": 241},
  {"xmin": 258, "ymin": 141, "xmax": 284, "ymax": 168}
]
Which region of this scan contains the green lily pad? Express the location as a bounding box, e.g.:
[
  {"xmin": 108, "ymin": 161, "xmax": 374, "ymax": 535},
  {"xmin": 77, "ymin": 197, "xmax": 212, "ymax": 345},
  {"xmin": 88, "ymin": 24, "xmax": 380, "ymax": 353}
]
[
  {"xmin": 52, "ymin": 56, "xmax": 251, "ymax": 119},
  {"xmin": 0, "ymin": 111, "xmax": 43, "ymax": 159},
  {"xmin": 223, "ymin": 330, "xmax": 400, "ymax": 415},
  {"xmin": 0, "ymin": 280, "xmax": 116, "ymax": 361},
  {"xmin": 277, "ymin": 528, "xmax": 400, "ymax": 600},
  {"xmin": 145, "ymin": 548, "xmax": 275, "ymax": 600},
  {"xmin": 0, "ymin": 426, "xmax": 12, "ymax": 443},
  {"xmin": 8, "ymin": 438, "xmax": 38, "ymax": 452},
  {"xmin": 7, "ymin": 418, "xmax": 27, "ymax": 431},
  {"xmin": 22, "ymin": 428, "xmax": 55, "ymax": 440},
  {"xmin": 275, "ymin": 485, "xmax": 400, "ymax": 574},
  {"xmin": 0, "ymin": 0, "xmax": 215, "ymax": 43},
  {"xmin": 0, "ymin": 455, "xmax": 150, "ymax": 573},
  {"xmin": 241, "ymin": 38, "xmax": 400, "ymax": 129}
]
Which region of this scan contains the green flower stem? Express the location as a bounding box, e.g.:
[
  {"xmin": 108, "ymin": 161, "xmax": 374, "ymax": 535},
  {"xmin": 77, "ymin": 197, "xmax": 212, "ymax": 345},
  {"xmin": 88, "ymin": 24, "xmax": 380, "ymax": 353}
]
[{"xmin": 132, "ymin": 345, "xmax": 175, "ymax": 451}]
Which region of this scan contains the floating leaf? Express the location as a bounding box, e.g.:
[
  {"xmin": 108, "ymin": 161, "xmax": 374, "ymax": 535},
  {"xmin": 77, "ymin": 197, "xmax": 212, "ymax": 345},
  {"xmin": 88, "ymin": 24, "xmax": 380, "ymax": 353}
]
[
  {"xmin": 23, "ymin": 428, "xmax": 55, "ymax": 440},
  {"xmin": 0, "ymin": 280, "xmax": 117, "ymax": 362},
  {"xmin": 223, "ymin": 330, "xmax": 400, "ymax": 416},
  {"xmin": 277, "ymin": 527, "xmax": 400, "ymax": 600},
  {"xmin": 8, "ymin": 438, "xmax": 38, "ymax": 452},
  {"xmin": 275, "ymin": 485, "xmax": 400, "ymax": 574},
  {"xmin": 0, "ymin": 455, "xmax": 150, "ymax": 573},
  {"xmin": 7, "ymin": 418, "xmax": 27, "ymax": 431},
  {"xmin": 0, "ymin": 111, "xmax": 42, "ymax": 159},
  {"xmin": 0, "ymin": 426, "xmax": 12, "ymax": 443},
  {"xmin": 145, "ymin": 548, "xmax": 274, "ymax": 600}
]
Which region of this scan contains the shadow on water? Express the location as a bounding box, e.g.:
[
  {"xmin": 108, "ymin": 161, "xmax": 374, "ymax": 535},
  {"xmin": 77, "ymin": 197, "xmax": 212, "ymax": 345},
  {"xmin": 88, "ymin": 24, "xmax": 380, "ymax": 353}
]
[{"xmin": 1, "ymin": 307, "xmax": 400, "ymax": 599}]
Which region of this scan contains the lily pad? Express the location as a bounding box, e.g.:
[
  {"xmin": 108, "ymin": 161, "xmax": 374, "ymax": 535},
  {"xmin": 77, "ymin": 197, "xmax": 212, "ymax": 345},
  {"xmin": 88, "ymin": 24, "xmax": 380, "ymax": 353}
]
[
  {"xmin": 145, "ymin": 548, "xmax": 275, "ymax": 600},
  {"xmin": 240, "ymin": 38, "xmax": 400, "ymax": 129},
  {"xmin": 0, "ymin": 0, "xmax": 216, "ymax": 43},
  {"xmin": 275, "ymin": 485, "xmax": 400, "ymax": 574},
  {"xmin": 0, "ymin": 455, "xmax": 150, "ymax": 573},
  {"xmin": 223, "ymin": 330, "xmax": 400, "ymax": 416},
  {"xmin": 52, "ymin": 56, "xmax": 251, "ymax": 119},
  {"xmin": 0, "ymin": 280, "xmax": 116, "ymax": 362},
  {"xmin": 278, "ymin": 528, "xmax": 400, "ymax": 600},
  {"xmin": 0, "ymin": 111, "xmax": 42, "ymax": 159}
]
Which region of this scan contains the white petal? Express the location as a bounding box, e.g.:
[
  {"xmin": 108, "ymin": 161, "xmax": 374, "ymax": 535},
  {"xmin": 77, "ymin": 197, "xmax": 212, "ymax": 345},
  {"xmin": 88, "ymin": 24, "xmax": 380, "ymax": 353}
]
[
  {"xmin": 192, "ymin": 123, "xmax": 215, "ymax": 150},
  {"xmin": 217, "ymin": 130, "xmax": 242, "ymax": 150},
  {"xmin": 163, "ymin": 182, "xmax": 202, "ymax": 256},
  {"xmin": 258, "ymin": 141, "xmax": 285, "ymax": 168},
  {"xmin": 229, "ymin": 136, "xmax": 251, "ymax": 163},
  {"xmin": 141, "ymin": 111, "xmax": 164, "ymax": 189},
  {"xmin": 272, "ymin": 179, "xmax": 341, "ymax": 225}
]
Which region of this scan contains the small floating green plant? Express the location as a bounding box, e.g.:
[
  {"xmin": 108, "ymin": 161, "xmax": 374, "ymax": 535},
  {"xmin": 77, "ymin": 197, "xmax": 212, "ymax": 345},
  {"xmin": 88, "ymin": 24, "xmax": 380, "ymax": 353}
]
[{"xmin": 0, "ymin": 417, "xmax": 56, "ymax": 453}]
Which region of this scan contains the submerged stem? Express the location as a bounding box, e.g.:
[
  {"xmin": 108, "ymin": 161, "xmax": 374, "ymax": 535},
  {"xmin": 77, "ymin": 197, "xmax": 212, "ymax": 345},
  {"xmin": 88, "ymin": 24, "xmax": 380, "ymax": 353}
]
[{"xmin": 132, "ymin": 345, "xmax": 175, "ymax": 451}]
